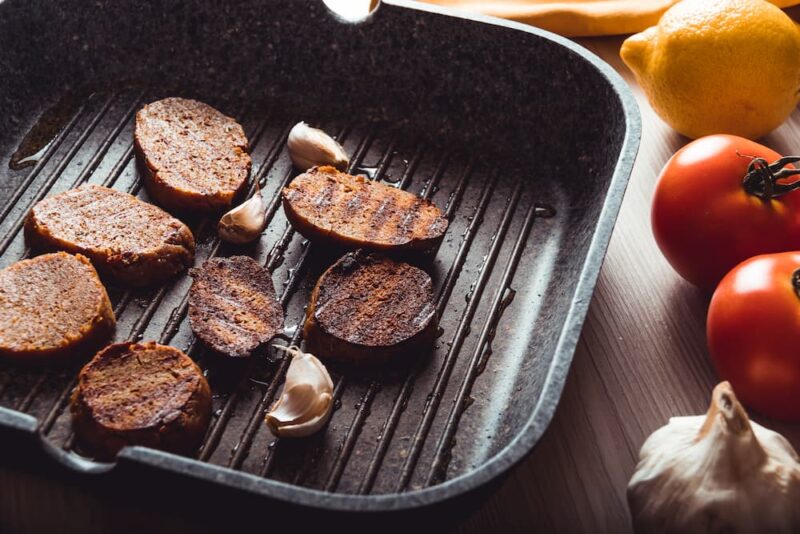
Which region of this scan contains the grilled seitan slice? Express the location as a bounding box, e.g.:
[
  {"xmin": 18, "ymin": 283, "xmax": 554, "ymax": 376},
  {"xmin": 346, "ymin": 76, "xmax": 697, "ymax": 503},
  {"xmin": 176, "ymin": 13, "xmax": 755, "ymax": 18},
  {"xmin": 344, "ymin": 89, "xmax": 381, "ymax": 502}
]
[
  {"xmin": 0, "ymin": 252, "xmax": 115, "ymax": 362},
  {"xmin": 304, "ymin": 251, "xmax": 438, "ymax": 364},
  {"xmin": 135, "ymin": 97, "xmax": 251, "ymax": 214},
  {"xmin": 282, "ymin": 166, "xmax": 448, "ymax": 258},
  {"xmin": 25, "ymin": 184, "xmax": 195, "ymax": 286},
  {"xmin": 188, "ymin": 256, "xmax": 284, "ymax": 357},
  {"xmin": 71, "ymin": 341, "xmax": 211, "ymax": 459}
]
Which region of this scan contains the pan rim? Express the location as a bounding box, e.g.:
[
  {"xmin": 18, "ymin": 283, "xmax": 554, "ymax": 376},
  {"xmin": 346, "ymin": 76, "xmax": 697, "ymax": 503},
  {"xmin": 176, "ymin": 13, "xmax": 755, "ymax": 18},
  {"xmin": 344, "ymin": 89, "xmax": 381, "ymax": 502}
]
[{"xmin": 0, "ymin": 0, "xmax": 641, "ymax": 514}]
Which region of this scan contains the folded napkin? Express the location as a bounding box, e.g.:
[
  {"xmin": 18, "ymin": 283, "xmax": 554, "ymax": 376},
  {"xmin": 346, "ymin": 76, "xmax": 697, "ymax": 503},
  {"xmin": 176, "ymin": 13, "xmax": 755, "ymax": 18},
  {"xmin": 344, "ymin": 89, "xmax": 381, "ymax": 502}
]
[{"xmin": 423, "ymin": 0, "xmax": 799, "ymax": 36}]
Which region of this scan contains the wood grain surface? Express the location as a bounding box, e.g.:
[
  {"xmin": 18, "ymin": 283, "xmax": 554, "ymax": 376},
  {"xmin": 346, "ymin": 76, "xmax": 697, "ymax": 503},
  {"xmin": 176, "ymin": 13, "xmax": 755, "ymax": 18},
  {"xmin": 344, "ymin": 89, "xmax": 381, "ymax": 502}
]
[{"xmin": 4, "ymin": 17, "xmax": 800, "ymax": 534}]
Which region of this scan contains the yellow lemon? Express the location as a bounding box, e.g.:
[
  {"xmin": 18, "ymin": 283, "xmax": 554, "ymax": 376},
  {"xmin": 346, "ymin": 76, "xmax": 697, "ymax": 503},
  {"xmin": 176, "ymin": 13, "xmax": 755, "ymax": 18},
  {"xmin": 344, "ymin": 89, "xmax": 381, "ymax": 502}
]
[{"xmin": 621, "ymin": 0, "xmax": 800, "ymax": 139}]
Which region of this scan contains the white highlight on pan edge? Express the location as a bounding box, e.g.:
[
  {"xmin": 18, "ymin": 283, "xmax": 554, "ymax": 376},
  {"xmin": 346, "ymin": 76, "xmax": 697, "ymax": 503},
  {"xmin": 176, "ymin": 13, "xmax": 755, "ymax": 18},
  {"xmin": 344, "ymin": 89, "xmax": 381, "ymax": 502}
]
[{"xmin": 323, "ymin": 0, "xmax": 379, "ymax": 22}]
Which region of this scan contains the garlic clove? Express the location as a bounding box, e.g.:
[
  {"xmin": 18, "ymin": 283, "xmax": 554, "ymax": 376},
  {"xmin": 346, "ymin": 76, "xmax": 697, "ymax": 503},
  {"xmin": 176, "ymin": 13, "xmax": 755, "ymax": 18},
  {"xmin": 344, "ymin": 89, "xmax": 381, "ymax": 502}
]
[
  {"xmin": 628, "ymin": 381, "xmax": 800, "ymax": 533},
  {"xmin": 265, "ymin": 345, "xmax": 334, "ymax": 438},
  {"xmin": 267, "ymin": 382, "xmax": 324, "ymax": 425},
  {"xmin": 217, "ymin": 185, "xmax": 267, "ymax": 244},
  {"xmin": 287, "ymin": 121, "xmax": 349, "ymax": 171}
]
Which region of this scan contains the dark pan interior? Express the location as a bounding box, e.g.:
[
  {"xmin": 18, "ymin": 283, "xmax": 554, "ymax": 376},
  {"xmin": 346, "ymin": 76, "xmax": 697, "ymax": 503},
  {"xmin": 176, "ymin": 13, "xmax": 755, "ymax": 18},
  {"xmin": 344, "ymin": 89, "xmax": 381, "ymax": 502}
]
[{"xmin": 0, "ymin": 0, "xmax": 639, "ymax": 514}]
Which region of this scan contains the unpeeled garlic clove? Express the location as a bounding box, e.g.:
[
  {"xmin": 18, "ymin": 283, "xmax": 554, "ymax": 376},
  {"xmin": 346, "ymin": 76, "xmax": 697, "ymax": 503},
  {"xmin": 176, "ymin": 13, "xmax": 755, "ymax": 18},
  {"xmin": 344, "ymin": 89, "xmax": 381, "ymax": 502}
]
[
  {"xmin": 265, "ymin": 345, "xmax": 334, "ymax": 438},
  {"xmin": 217, "ymin": 185, "xmax": 267, "ymax": 244},
  {"xmin": 287, "ymin": 121, "xmax": 349, "ymax": 171}
]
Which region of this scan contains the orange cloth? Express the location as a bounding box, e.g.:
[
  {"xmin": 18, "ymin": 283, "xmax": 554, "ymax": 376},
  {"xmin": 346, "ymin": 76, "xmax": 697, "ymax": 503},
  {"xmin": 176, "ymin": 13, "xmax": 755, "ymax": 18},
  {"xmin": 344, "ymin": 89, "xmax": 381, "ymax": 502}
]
[{"xmin": 423, "ymin": 0, "xmax": 800, "ymax": 36}]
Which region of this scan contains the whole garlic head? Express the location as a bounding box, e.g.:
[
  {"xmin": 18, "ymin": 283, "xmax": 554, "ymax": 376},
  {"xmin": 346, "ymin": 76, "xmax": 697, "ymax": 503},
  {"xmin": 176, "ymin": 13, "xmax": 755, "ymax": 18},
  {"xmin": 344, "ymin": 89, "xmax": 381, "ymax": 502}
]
[
  {"xmin": 286, "ymin": 121, "xmax": 349, "ymax": 171},
  {"xmin": 628, "ymin": 382, "xmax": 800, "ymax": 533},
  {"xmin": 218, "ymin": 185, "xmax": 267, "ymax": 244},
  {"xmin": 265, "ymin": 345, "xmax": 334, "ymax": 438}
]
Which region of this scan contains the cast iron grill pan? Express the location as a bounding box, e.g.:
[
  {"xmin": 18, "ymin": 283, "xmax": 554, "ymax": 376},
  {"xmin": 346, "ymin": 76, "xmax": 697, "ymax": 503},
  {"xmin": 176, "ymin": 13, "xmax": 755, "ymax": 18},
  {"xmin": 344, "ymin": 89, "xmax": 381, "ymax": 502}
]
[{"xmin": 0, "ymin": 0, "xmax": 639, "ymax": 517}]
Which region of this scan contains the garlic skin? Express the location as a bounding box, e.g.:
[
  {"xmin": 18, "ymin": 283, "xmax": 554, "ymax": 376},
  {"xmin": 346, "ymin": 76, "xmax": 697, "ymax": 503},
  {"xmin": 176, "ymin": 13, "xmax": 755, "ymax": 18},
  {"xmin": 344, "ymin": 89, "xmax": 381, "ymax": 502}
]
[
  {"xmin": 628, "ymin": 382, "xmax": 800, "ymax": 533},
  {"xmin": 286, "ymin": 122, "xmax": 349, "ymax": 171},
  {"xmin": 265, "ymin": 345, "xmax": 334, "ymax": 438},
  {"xmin": 217, "ymin": 187, "xmax": 267, "ymax": 244}
]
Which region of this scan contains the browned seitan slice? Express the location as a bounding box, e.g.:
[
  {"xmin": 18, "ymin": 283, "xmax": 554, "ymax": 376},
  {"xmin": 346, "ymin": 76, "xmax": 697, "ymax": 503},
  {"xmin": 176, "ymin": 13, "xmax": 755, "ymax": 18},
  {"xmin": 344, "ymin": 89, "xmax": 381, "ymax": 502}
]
[
  {"xmin": 0, "ymin": 252, "xmax": 115, "ymax": 362},
  {"xmin": 135, "ymin": 97, "xmax": 251, "ymax": 214},
  {"xmin": 70, "ymin": 341, "xmax": 211, "ymax": 459},
  {"xmin": 304, "ymin": 251, "xmax": 438, "ymax": 364},
  {"xmin": 188, "ymin": 256, "xmax": 284, "ymax": 357},
  {"xmin": 25, "ymin": 184, "xmax": 195, "ymax": 286},
  {"xmin": 282, "ymin": 166, "xmax": 448, "ymax": 258}
]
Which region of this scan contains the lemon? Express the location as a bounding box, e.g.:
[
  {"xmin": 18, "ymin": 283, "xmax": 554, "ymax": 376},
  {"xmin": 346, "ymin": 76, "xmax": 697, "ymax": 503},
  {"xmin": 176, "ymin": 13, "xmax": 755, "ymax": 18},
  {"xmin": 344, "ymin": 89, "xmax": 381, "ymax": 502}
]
[{"xmin": 621, "ymin": 0, "xmax": 800, "ymax": 139}]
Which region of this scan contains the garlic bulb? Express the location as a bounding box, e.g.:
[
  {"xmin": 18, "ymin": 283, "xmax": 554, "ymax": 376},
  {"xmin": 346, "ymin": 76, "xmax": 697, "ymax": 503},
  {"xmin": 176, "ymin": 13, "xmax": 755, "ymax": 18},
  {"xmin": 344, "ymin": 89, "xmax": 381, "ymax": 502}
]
[
  {"xmin": 265, "ymin": 345, "xmax": 334, "ymax": 438},
  {"xmin": 628, "ymin": 382, "xmax": 800, "ymax": 533},
  {"xmin": 217, "ymin": 185, "xmax": 267, "ymax": 244},
  {"xmin": 286, "ymin": 121, "xmax": 349, "ymax": 171}
]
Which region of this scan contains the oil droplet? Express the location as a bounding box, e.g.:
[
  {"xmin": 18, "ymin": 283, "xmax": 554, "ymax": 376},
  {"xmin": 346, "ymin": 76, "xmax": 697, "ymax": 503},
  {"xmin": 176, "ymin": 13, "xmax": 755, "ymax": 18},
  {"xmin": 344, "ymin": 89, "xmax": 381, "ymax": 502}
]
[
  {"xmin": 9, "ymin": 91, "xmax": 86, "ymax": 170},
  {"xmin": 282, "ymin": 324, "xmax": 298, "ymax": 338},
  {"xmin": 501, "ymin": 287, "xmax": 517, "ymax": 309},
  {"xmin": 249, "ymin": 377, "xmax": 271, "ymax": 387},
  {"xmin": 354, "ymin": 165, "xmax": 379, "ymax": 180},
  {"xmin": 12, "ymin": 143, "xmax": 52, "ymax": 169},
  {"xmin": 282, "ymin": 267, "xmax": 297, "ymax": 287},
  {"xmin": 465, "ymin": 279, "xmax": 478, "ymax": 302},
  {"xmin": 534, "ymin": 203, "xmax": 556, "ymax": 218}
]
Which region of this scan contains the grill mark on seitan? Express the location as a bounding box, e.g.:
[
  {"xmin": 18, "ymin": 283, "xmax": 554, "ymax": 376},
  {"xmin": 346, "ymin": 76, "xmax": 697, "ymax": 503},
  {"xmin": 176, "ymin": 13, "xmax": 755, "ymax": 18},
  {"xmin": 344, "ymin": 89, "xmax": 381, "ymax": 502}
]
[
  {"xmin": 348, "ymin": 267, "xmax": 417, "ymax": 345},
  {"xmin": 135, "ymin": 97, "xmax": 251, "ymax": 213},
  {"xmin": 312, "ymin": 176, "xmax": 340, "ymax": 212},
  {"xmin": 82, "ymin": 346, "xmax": 199, "ymax": 429},
  {"xmin": 342, "ymin": 182, "xmax": 369, "ymax": 222},
  {"xmin": 395, "ymin": 196, "xmax": 423, "ymax": 244},
  {"xmin": 25, "ymin": 184, "xmax": 195, "ymax": 286},
  {"xmin": 362, "ymin": 196, "xmax": 394, "ymax": 242},
  {"xmin": 71, "ymin": 341, "xmax": 211, "ymax": 459},
  {"xmin": 188, "ymin": 256, "xmax": 284, "ymax": 357},
  {"xmin": 304, "ymin": 251, "xmax": 437, "ymax": 363},
  {"xmin": 0, "ymin": 252, "xmax": 115, "ymax": 361},
  {"xmin": 282, "ymin": 166, "xmax": 448, "ymax": 257}
]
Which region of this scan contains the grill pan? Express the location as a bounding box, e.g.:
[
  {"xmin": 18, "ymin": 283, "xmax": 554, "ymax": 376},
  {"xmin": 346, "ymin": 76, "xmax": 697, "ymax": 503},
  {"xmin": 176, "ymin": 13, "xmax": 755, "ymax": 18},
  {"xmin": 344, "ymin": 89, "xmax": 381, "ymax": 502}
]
[{"xmin": 0, "ymin": 0, "xmax": 639, "ymax": 529}]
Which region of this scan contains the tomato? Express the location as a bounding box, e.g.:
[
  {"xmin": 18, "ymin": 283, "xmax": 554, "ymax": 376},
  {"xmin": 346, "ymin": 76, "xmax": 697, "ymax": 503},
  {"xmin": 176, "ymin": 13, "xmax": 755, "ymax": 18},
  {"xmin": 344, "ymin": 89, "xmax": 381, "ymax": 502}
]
[
  {"xmin": 652, "ymin": 134, "xmax": 800, "ymax": 290},
  {"xmin": 707, "ymin": 252, "xmax": 800, "ymax": 421}
]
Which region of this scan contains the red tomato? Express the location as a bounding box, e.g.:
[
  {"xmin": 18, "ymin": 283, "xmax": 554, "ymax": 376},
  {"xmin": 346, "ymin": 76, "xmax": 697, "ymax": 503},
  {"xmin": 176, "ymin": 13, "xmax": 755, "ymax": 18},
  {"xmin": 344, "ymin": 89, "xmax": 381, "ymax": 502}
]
[
  {"xmin": 652, "ymin": 135, "xmax": 800, "ymax": 290},
  {"xmin": 707, "ymin": 252, "xmax": 800, "ymax": 421}
]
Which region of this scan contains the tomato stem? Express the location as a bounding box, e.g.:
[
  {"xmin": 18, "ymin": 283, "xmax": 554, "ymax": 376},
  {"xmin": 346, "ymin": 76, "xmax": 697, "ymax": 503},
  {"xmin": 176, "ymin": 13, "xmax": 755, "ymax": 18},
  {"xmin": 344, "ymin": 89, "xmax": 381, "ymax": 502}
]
[
  {"xmin": 794, "ymin": 268, "xmax": 800, "ymax": 300},
  {"xmin": 741, "ymin": 155, "xmax": 800, "ymax": 200}
]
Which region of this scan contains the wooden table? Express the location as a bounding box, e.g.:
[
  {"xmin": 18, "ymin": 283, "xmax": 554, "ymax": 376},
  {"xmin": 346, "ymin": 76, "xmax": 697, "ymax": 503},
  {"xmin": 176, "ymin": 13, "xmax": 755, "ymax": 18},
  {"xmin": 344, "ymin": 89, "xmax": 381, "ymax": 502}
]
[{"xmin": 457, "ymin": 25, "xmax": 800, "ymax": 533}]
